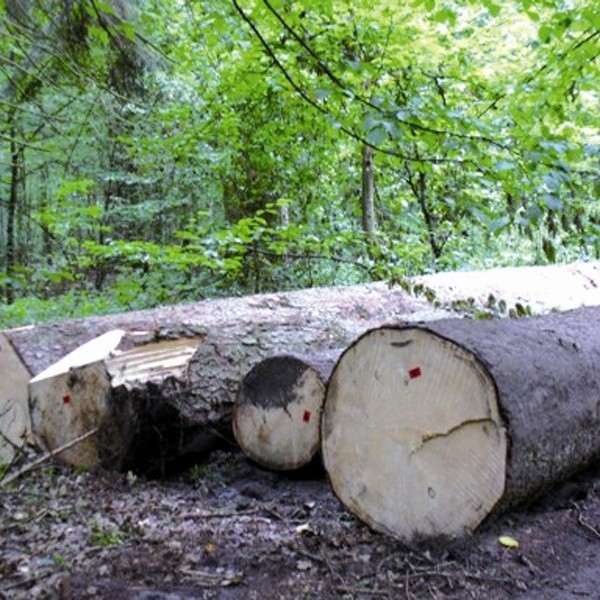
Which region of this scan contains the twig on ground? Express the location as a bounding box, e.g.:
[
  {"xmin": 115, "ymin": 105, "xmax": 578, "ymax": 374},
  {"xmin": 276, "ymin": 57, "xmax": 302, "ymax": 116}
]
[
  {"xmin": 577, "ymin": 514, "xmax": 600, "ymax": 539},
  {"xmin": 0, "ymin": 569, "xmax": 57, "ymax": 594},
  {"xmin": 0, "ymin": 428, "xmax": 98, "ymax": 488},
  {"xmin": 176, "ymin": 508, "xmax": 271, "ymax": 522},
  {"xmin": 570, "ymin": 501, "xmax": 600, "ymax": 540},
  {"xmin": 336, "ymin": 586, "xmax": 389, "ymax": 597}
]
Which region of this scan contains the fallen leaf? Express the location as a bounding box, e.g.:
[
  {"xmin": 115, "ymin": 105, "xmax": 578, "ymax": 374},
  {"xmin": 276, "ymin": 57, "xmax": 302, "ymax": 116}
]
[
  {"xmin": 205, "ymin": 542, "xmax": 217, "ymax": 555},
  {"xmin": 295, "ymin": 523, "xmax": 311, "ymax": 535},
  {"xmin": 498, "ymin": 535, "xmax": 519, "ymax": 548}
]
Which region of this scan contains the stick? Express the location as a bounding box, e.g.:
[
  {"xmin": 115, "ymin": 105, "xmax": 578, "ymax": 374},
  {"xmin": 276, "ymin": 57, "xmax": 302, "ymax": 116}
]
[{"xmin": 0, "ymin": 428, "xmax": 98, "ymax": 488}]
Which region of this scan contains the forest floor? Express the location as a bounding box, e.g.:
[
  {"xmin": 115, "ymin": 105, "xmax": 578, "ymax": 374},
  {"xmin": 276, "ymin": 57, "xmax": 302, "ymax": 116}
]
[{"xmin": 1, "ymin": 448, "xmax": 599, "ymax": 600}]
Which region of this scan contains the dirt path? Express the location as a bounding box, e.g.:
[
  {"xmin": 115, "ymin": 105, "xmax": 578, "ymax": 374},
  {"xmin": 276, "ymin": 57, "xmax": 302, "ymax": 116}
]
[{"xmin": 1, "ymin": 450, "xmax": 598, "ymax": 599}]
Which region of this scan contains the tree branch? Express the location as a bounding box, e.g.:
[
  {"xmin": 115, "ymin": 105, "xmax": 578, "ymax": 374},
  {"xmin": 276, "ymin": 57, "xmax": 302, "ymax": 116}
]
[
  {"xmin": 231, "ymin": 0, "xmax": 472, "ymax": 165},
  {"xmin": 259, "ymin": 0, "xmax": 513, "ymax": 152}
]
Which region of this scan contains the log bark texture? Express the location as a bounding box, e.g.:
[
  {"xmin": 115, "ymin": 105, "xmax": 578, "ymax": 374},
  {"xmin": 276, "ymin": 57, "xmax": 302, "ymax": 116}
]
[
  {"xmin": 322, "ymin": 307, "xmax": 600, "ymax": 543},
  {"xmin": 233, "ymin": 351, "xmax": 341, "ymax": 470}
]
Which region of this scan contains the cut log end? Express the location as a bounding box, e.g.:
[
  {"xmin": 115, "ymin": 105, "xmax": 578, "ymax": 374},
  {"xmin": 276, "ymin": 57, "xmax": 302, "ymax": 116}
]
[
  {"xmin": 233, "ymin": 356, "xmax": 326, "ymax": 471},
  {"xmin": 322, "ymin": 327, "xmax": 507, "ymax": 542},
  {"xmin": 28, "ymin": 330, "xmax": 205, "ymax": 470},
  {"xmin": 0, "ymin": 332, "xmax": 33, "ymax": 463}
]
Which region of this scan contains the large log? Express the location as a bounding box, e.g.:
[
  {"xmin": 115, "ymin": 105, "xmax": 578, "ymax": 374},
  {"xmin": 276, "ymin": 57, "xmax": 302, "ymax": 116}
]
[
  {"xmin": 321, "ymin": 307, "xmax": 600, "ymax": 543},
  {"xmin": 233, "ymin": 351, "xmax": 341, "ymax": 471}
]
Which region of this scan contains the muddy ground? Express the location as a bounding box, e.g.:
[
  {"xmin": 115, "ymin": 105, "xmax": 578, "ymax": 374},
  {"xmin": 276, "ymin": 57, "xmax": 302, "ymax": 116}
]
[{"xmin": 1, "ymin": 448, "xmax": 599, "ymax": 600}]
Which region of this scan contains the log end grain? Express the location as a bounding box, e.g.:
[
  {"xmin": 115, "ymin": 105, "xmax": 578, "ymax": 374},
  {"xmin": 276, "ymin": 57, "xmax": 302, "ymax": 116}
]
[
  {"xmin": 322, "ymin": 326, "xmax": 507, "ymax": 542},
  {"xmin": 233, "ymin": 356, "xmax": 326, "ymax": 471},
  {"xmin": 0, "ymin": 332, "xmax": 33, "ymax": 463}
]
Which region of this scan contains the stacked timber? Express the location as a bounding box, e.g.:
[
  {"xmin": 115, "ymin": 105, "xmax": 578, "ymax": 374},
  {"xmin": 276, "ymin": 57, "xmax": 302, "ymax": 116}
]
[
  {"xmin": 2, "ymin": 282, "xmax": 444, "ymax": 465},
  {"xmin": 2, "ymin": 260, "xmax": 600, "ymax": 489}
]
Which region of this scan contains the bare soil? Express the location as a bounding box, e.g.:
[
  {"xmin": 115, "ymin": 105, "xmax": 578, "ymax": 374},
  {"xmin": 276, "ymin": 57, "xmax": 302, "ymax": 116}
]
[{"xmin": 1, "ymin": 449, "xmax": 599, "ymax": 600}]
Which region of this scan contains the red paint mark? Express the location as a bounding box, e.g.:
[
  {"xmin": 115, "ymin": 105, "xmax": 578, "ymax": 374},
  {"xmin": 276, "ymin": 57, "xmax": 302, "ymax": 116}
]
[
  {"xmin": 409, "ymin": 367, "xmax": 422, "ymax": 379},
  {"xmin": 303, "ymin": 410, "xmax": 312, "ymax": 423},
  {"xmin": 62, "ymin": 394, "xmax": 72, "ymax": 404}
]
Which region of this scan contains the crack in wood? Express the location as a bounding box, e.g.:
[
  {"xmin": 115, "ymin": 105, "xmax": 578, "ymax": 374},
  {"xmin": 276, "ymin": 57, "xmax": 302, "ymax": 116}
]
[
  {"xmin": 421, "ymin": 418, "xmax": 496, "ymax": 444},
  {"xmin": 390, "ymin": 340, "xmax": 413, "ymax": 348}
]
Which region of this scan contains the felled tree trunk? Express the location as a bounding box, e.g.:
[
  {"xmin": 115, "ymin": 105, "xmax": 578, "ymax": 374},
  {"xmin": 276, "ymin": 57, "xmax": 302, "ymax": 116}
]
[
  {"xmin": 233, "ymin": 351, "xmax": 341, "ymax": 471},
  {"xmin": 3, "ymin": 260, "xmax": 600, "ymax": 464},
  {"xmin": 322, "ymin": 307, "xmax": 600, "ymax": 543}
]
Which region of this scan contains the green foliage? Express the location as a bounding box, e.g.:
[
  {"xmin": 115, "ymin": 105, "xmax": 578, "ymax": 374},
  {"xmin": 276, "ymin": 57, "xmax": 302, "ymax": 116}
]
[
  {"xmin": 0, "ymin": 0, "xmax": 598, "ymax": 324},
  {"xmin": 90, "ymin": 521, "xmax": 126, "ymax": 547}
]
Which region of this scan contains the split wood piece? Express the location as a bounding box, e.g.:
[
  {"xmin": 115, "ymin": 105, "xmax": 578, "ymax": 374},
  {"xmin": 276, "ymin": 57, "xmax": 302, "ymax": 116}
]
[
  {"xmin": 322, "ymin": 307, "xmax": 600, "ymax": 543},
  {"xmin": 29, "ymin": 329, "xmax": 203, "ymax": 470},
  {"xmin": 233, "ymin": 351, "xmax": 341, "ymax": 471},
  {"xmin": 0, "ymin": 330, "xmax": 34, "ymax": 464}
]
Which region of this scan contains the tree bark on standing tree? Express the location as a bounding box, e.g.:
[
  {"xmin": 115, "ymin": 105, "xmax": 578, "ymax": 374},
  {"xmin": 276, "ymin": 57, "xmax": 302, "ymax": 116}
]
[{"xmin": 361, "ymin": 144, "xmax": 376, "ymax": 242}]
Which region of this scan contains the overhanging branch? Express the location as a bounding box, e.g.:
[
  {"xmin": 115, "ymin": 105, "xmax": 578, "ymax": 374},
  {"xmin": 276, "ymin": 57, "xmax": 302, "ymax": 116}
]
[{"xmin": 231, "ymin": 0, "xmax": 474, "ymax": 165}]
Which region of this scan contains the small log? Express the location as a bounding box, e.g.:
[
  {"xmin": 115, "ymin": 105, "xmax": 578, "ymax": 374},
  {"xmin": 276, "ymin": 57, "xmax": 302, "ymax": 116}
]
[
  {"xmin": 29, "ymin": 330, "xmax": 205, "ymax": 472},
  {"xmin": 233, "ymin": 351, "xmax": 341, "ymax": 470},
  {"xmin": 322, "ymin": 307, "xmax": 600, "ymax": 543}
]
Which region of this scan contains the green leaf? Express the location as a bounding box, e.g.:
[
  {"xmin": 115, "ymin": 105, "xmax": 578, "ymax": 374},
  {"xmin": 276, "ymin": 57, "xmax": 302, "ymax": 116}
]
[
  {"xmin": 538, "ymin": 24, "xmax": 552, "ymax": 43},
  {"xmin": 490, "ymin": 216, "xmax": 511, "ymax": 233},
  {"xmin": 119, "ymin": 22, "xmax": 136, "ymax": 42},
  {"xmin": 542, "ymin": 194, "xmax": 563, "ymax": 210},
  {"xmin": 94, "ymin": 0, "xmax": 116, "ymax": 16},
  {"xmin": 366, "ymin": 126, "xmax": 387, "ymax": 146}
]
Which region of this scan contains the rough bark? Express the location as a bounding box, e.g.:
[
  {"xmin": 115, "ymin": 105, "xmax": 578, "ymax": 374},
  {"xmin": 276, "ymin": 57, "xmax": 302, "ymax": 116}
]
[
  {"xmin": 233, "ymin": 350, "xmax": 341, "ymax": 471},
  {"xmin": 322, "ymin": 307, "xmax": 600, "ymax": 543}
]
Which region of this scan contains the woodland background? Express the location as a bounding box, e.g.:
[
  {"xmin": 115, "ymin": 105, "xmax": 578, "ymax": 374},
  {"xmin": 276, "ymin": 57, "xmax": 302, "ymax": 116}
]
[{"xmin": 0, "ymin": 0, "xmax": 598, "ymax": 328}]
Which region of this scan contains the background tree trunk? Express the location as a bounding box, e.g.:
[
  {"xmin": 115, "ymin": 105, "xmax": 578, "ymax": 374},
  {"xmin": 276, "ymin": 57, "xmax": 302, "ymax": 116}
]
[{"xmin": 361, "ymin": 144, "xmax": 376, "ymax": 241}]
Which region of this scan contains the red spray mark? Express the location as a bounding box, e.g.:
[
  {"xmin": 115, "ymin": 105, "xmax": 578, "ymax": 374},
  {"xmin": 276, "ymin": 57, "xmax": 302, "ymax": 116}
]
[
  {"xmin": 409, "ymin": 367, "xmax": 422, "ymax": 379},
  {"xmin": 62, "ymin": 394, "xmax": 72, "ymax": 404},
  {"xmin": 303, "ymin": 410, "xmax": 312, "ymax": 423}
]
